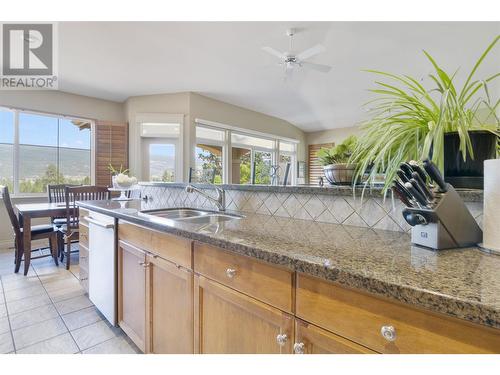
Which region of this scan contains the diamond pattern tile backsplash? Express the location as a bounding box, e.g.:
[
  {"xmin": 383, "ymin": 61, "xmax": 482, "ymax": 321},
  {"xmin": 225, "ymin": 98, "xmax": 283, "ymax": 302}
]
[{"xmin": 140, "ymin": 185, "xmax": 483, "ymax": 233}]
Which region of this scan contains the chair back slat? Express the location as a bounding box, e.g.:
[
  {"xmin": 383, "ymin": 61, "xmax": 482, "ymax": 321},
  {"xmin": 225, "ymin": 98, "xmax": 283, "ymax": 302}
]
[
  {"xmin": 64, "ymin": 186, "xmax": 110, "ymax": 234},
  {"xmin": 0, "ymin": 186, "xmax": 21, "ymax": 238},
  {"xmin": 47, "ymin": 184, "xmax": 81, "ymax": 203}
]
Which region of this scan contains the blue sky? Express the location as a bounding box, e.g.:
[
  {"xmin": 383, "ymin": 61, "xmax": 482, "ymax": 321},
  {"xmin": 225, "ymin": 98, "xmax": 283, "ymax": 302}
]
[{"xmin": 0, "ymin": 110, "xmax": 90, "ymax": 149}]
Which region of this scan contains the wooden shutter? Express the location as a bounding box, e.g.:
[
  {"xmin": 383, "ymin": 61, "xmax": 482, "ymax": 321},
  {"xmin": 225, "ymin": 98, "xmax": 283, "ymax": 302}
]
[
  {"xmin": 308, "ymin": 143, "xmax": 334, "ymax": 184},
  {"xmin": 95, "ymin": 121, "xmax": 129, "ymax": 187}
]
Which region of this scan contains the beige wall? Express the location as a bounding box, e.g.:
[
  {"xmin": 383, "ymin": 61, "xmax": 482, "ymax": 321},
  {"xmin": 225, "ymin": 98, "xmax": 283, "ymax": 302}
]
[
  {"xmin": 125, "ymin": 92, "xmax": 307, "ymax": 181},
  {"xmin": 306, "ymin": 126, "xmax": 362, "ymax": 147},
  {"xmin": 0, "ymin": 90, "xmax": 125, "ymax": 122},
  {"xmin": 189, "ymin": 93, "xmax": 306, "ymax": 162}
]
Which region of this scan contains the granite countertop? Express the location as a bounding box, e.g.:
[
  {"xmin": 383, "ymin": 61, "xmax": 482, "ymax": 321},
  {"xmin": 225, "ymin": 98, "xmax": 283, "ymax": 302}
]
[{"xmin": 78, "ymin": 199, "xmax": 499, "ymax": 329}]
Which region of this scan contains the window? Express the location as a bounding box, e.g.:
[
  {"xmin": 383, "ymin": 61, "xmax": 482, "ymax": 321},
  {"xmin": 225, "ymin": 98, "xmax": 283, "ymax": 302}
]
[
  {"xmin": 141, "ymin": 121, "xmax": 182, "ymax": 182},
  {"xmin": 148, "ymin": 143, "xmax": 176, "ymax": 182},
  {"xmin": 194, "ymin": 126, "xmax": 225, "ymax": 184},
  {"xmin": 0, "ymin": 109, "xmax": 14, "ymax": 191},
  {"xmin": 0, "ymin": 107, "xmax": 92, "ymax": 195},
  {"xmin": 231, "ymin": 132, "xmax": 275, "ymax": 185},
  {"xmin": 279, "ymin": 141, "xmax": 296, "ymax": 185},
  {"xmin": 195, "ymin": 119, "xmax": 299, "ymax": 186}
]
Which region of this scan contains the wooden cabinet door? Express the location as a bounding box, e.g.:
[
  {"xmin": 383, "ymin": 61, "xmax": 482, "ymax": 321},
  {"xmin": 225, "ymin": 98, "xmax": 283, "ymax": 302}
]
[
  {"xmin": 194, "ymin": 275, "xmax": 294, "ymax": 354},
  {"xmin": 147, "ymin": 254, "xmax": 194, "ymax": 353},
  {"xmin": 118, "ymin": 240, "xmax": 147, "ymax": 352},
  {"xmin": 294, "ymin": 319, "xmax": 377, "ymax": 354}
]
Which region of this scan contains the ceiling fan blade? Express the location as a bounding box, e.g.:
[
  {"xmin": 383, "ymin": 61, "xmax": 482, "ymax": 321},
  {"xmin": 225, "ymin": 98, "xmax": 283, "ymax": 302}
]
[
  {"xmin": 296, "ymin": 44, "xmax": 326, "ymax": 60},
  {"xmin": 262, "ymin": 46, "xmax": 285, "ymax": 59},
  {"xmin": 301, "ymin": 61, "xmax": 332, "ymax": 73}
]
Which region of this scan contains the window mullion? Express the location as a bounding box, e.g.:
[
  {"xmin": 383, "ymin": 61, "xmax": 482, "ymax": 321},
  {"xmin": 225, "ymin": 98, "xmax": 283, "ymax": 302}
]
[{"xmin": 13, "ymin": 110, "xmax": 19, "ymax": 195}]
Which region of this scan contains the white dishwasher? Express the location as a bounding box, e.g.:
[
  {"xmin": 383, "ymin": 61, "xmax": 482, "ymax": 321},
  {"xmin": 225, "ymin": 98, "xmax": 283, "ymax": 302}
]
[{"xmin": 86, "ymin": 211, "xmax": 117, "ymax": 325}]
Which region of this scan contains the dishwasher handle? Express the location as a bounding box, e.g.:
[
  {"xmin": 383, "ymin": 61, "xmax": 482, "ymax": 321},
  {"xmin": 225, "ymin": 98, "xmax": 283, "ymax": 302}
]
[{"xmin": 85, "ymin": 216, "xmax": 114, "ymax": 229}]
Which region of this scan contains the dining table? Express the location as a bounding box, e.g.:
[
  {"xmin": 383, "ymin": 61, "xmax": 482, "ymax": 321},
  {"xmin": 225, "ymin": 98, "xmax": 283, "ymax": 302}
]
[{"xmin": 15, "ymin": 202, "xmax": 75, "ymax": 275}]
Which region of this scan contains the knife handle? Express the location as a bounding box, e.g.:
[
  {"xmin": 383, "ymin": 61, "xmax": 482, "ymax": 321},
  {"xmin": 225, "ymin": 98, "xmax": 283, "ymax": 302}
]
[
  {"xmin": 412, "ymin": 171, "xmax": 434, "ymax": 200},
  {"xmin": 396, "ymin": 169, "xmax": 411, "ymax": 184},
  {"xmin": 399, "ymin": 163, "xmax": 414, "ymax": 180},
  {"xmin": 408, "ymin": 160, "xmax": 428, "ymax": 184},
  {"xmin": 423, "ymin": 159, "xmax": 447, "ymax": 192},
  {"xmin": 404, "ymin": 181, "xmax": 429, "ymax": 208}
]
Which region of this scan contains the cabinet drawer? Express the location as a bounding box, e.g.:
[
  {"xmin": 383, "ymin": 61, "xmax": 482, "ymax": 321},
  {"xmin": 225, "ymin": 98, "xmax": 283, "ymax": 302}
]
[
  {"xmin": 295, "ymin": 319, "xmax": 377, "ymax": 354},
  {"xmin": 79, "ymin": 244, "xmax": 89, "ymax": 272},
  {"xmin": 194, "ymin": 242, "xmax": 293, "ymax": 312},
  {"xmin": 79, "ymin": 223, "xmax": 89, "ymax": 247},
  {"xmin": 118, "ymin": 221, "xmax": 151, "ymax": 250},
  {"xmin": 296, "ymin": 273, "xmax": 500, "ymax": 354},
  {"xmin": 150, "ymin": 230, "xmax": 192, "ymax": 269},
  {"xmin": 118, "ymin": 221, "xmax": 192, "ymax": 269}
]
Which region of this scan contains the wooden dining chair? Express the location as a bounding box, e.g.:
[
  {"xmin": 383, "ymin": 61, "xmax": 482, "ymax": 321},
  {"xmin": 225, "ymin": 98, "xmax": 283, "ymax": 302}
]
[
  {"xmin": 60, "ymin": 185, "xmax": 110, "ymax": 269},
  {"xmin": 0, "ymin": 186, "xmax": 59, "ymax": 274},
  {"xmin": 47, "ymin": 184, "xmax": 81, "ymax": 227}
]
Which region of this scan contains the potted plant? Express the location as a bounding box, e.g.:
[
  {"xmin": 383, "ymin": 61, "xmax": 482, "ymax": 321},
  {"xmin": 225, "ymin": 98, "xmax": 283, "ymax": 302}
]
[
  {"xmin": 351, "ymin": 36, "xmax": 499, "ymax": 191},
  {"xmin": 317, "ymin": 136, "xmax": 358, "ymax": 185},
  {"xmin": 108, "ymin": 164, "xmax": 137, "ymax": 189}
]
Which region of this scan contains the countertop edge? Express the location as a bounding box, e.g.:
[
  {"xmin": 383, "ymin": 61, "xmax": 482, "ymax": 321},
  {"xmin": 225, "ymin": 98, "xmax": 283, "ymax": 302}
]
[{"xmin": 78, "ymin": 201, "xmax": 499, "ymax": 330}]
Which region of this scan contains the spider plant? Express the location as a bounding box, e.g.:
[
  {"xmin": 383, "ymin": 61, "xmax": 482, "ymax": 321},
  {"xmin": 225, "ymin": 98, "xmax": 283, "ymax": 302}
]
[{"xmin": 351, "ymin": 35, "xmax": 499, "ymax": 192}]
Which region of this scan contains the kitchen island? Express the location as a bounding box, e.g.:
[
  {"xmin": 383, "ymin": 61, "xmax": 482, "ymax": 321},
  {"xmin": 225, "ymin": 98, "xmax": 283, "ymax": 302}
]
[{"xmin": 77, "ymin": 199, "xmax": 500, "ymax": 354}]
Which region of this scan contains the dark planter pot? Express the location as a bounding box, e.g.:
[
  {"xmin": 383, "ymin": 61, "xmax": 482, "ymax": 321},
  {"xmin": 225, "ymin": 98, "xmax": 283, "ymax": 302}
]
[
  {"xmin": 323, "ymin": 163, "xmax": 357, "ymax": 185},
  {"xmin": 444, "ymin": 130, "xmax": 497, "ymax": 189}
]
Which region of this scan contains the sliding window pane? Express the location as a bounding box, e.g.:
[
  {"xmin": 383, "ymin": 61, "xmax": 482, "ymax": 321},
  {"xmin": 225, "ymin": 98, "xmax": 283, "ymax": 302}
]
[
  {"xmin": 231, "ymin": 147, "xmax": 251, "ymax": 184},
  {"xmin": 59, "ymin": 119, "xmax": 91, "ymax": 185},
  {"xmin": 19, "ymin": 113, "xmax": 58, "ymax": 193},
  {"xmin": 0, "ymin": 109, "xmax": 14, "ymax": 191},
  {"xmin": 254, "ymin": 151, "xmax": 271, "ymax": 185},
  {"xmin": 149, "ymin": 143, "xmax": 175, "ymax": 182},
  {"xmin": 195, "ymin": 144, "xmax": 223, "ymax": 183}
]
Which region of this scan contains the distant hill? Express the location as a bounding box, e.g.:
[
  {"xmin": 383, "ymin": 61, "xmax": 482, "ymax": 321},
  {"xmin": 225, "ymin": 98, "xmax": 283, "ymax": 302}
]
[{"xmin": 0, "ymin": 144, "xmax": 91, "ymax": 179}]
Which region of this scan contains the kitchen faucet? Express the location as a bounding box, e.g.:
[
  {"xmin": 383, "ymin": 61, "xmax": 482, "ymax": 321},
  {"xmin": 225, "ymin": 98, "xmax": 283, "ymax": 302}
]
[{"xmin": 185, "ymin": 184, "xmax": 226, "ymax": 212}]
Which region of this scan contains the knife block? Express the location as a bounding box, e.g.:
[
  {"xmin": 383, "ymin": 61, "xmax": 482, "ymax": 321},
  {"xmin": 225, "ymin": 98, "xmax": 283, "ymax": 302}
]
[{"xmin": 402, "ymin": 184, "xmax": 482, "ymax": 250}]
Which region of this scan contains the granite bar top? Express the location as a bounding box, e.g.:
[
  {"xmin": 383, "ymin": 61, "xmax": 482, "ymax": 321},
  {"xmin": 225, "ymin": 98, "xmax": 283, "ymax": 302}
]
[
  {"xmin": 78, "ymin": 199, "xmax": 499, "ymax": 329},
  {"xmin": 139, "ymin": 182, "xmax": 484, "ymax": 202}
]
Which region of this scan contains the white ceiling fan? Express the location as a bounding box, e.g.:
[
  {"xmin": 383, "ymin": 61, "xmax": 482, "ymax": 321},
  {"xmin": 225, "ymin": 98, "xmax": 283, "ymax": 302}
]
[{"xmin": 262, "ymin": 28, "xmax": 332, "ymax": 76}]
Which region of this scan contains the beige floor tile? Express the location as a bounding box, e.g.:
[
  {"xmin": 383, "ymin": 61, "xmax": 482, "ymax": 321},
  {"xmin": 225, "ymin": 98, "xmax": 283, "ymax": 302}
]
[
  {"xmin": 82, "ymin": 336, "xmax": 138, "ymax": 354},
  {"xmin": 0, "ymin": 332, "xmax": 14, "ymax": 353},
  {"xmin": 4, "ymin": 284, "xmax": 47, "ymax": 303},
  {"xmin": 54, "ymin": 294, "xmax": 93, "ymax": 315},
  {"xmin": 71, "ymin": 320, "xmax": 117, "ymax": 351},
  {"xmin": 47, "ymin": 284, "xmax": 86, "ymax": 303},
  {"xmin": 7, "ymin": 293, "xmax": 52, "ymax": 315},
  {"xmin": 0, "ymin": 268, "xmax": 37, "ymax": 281},
  {"xmin": 0, "ymin": 304, "xmax": 7, "ymax": 319},
  {"xmin": 16, "ymin": 333, "xmax": 79, "ymax": 354},
  {"xmin": 2, "ymin": 275, "xmax": 41, "ymax": 292},
  {"xmin": 62, "ymin": 306, "xmax": 102, "ymax": 331},
  {"xmin": 43, "ymin": 275, "xmax": 80, "ymax": 292},
  {"xmin": 12, "ymin": 317, "xmax": 67, "ymax": 349},
  {"xmin": 0, "ymin": 316, "xmax": 10, "ymax": 335},
  {"xmin": 37, "ymin": 269, "xmax": 75, "ymax": 284},
  {"xmin": 9, "ymin": 304, "xmax": 59, "ymax": 331}
]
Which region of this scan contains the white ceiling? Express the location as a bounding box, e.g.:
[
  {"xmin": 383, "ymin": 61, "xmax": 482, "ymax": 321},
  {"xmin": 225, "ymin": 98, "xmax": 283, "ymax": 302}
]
[{"xmin": 58, "ymin": 22, "xmax": 500, "ymax": 132}]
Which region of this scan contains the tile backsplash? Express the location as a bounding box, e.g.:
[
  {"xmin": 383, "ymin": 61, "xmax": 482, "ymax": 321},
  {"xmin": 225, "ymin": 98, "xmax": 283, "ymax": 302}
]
[{"xmin": 140, "ymin": 185, "xmax": 483, "ymax": 233}]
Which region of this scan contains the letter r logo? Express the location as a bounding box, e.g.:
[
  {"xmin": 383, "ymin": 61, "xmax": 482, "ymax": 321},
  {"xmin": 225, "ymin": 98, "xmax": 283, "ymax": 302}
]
[{"xmin": 2, "ymin": 24, "xmax": 53, "ymax": 75}]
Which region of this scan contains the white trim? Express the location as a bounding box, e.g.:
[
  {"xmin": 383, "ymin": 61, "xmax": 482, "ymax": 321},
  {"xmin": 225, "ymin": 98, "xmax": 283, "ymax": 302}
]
[{"xmin": 195, "ymin": 118, "xmax": 299, "ymax": 144}]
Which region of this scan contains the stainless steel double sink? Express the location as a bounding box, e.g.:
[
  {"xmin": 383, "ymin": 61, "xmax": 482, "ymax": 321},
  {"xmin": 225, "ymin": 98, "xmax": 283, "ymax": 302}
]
[{"xmin": 138, "ymin": 208, "xmax": 243, "ymax": 225}]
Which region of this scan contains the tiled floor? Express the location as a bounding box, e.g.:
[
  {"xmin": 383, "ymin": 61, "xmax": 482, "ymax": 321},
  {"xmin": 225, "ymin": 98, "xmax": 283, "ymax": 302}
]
[{"xmin": 0, "ymin": 245, "xmax": 141, "ymax": 354}]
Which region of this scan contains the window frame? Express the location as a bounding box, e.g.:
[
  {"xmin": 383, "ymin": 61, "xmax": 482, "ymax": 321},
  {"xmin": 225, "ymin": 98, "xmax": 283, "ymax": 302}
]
[
  {"xmin": 195, "ymin": 119, "xmax": 298, "ymax": 186},
  {"xmin": 194, "ymin": 124, "xmax": 226, "ymax": 184},
  {"xmin": 0, "ymin": 106, "xmax": 94, "ymax": 197}
]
